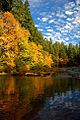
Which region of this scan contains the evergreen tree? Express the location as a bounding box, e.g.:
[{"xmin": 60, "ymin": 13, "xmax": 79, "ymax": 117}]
[
  {"xmin": 59, "ymin": 42, "xmax": 67, "ymax": 58},
  {"xmin": 0, "ymin": 0, "xmax": 12, "ymax": 11},
  {"xmin": 12, "ymin": 0, "xmax": 25, "ymax": 25},
  {"xmin": 11, "ymin": 0, "xmax": 44, "ymax": 44},
  {"xmin": 67, "ymin": 43, "xmax": 74, "ymax": 59}
]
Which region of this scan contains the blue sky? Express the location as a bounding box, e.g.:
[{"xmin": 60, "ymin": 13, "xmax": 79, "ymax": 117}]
[{"xmin": 28, "ymin": 0, "xmax": 80, "ymax": 44}]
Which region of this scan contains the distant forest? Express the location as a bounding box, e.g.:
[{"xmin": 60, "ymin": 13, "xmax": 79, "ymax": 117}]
[{"xmin": 0, "ymin": 0, "xmax": 80, "ymax": 74}]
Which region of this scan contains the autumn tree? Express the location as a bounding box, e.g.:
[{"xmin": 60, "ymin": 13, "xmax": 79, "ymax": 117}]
[{"xmin": 0, "ymin": 12, "xmax": 30, "ymax": 73}]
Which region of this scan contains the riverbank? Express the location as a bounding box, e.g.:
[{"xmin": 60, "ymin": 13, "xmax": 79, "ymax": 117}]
[
  {"xmin": 0, "ymin": 67, "xmax": 80, "ymax": 77},
  {"xmin": 53, "ymin": 67, "xmax": 80, "ymax": 79},
  {"xmin": 0, "ymin": 71, "xmax": 53, "ymax": 77}
]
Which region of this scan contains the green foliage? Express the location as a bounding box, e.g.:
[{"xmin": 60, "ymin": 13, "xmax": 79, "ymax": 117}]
[
  {"xmin": 43, "ymin": 39, "xmax": 80, "ymax": 67},
  {"xmin": 11, "ymin": 0, "xmax": 44, "ymax": 45},
  {"xmin": 0, "ymin": 0, "xmax": 13, "ymax": 11}
]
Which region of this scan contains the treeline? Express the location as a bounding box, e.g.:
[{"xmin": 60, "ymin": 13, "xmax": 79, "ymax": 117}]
[
  {"xmin": 0, "ymin": 0, "xmax": 80, "ymax": 74},
  {"xmin": 43, "ymin": 39, "xmax": 80, "ymax": 67}
]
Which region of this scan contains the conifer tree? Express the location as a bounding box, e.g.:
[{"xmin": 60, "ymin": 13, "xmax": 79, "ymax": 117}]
[
  {"xmin": 11, "ymin": 0, "xmax": 44, "ymax": 44},
  {"xmin": 0, "ymin": 0, "xmax": 12, "ymax": 11}
]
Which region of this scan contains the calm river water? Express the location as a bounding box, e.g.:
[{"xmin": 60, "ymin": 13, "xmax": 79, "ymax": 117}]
[{"xmin": 0, "ymin": 70, "xmax": 80, "ymax": 120}]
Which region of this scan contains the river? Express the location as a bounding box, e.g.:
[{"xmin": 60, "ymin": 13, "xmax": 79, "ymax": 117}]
[{"xmin": 0, "ymin": 69, "xmax": 80, "ymax": 120}]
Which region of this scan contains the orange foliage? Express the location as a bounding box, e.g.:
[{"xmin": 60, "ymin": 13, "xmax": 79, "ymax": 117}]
[
  {"xmin": 0, "ymin": 12, "xmax": 30, "ymax": 72},
  {"xmin": 0, "ymin": 12, "xmax": 53, "ymax": 72},
  {"xmin": 44, "ymin": 52, "xmax": 53, "ymax": 68}
]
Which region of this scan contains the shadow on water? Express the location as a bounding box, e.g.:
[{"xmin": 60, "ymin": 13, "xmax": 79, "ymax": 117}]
[{"xmin": 0, "ymin": 71, "xmax": 80, "ymax": 120}]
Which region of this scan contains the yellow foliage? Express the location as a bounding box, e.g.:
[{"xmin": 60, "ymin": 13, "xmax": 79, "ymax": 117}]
[
  {"xmin": 30, "ymin": 42, "xmax": 53, "ymax": 67},
  {"xmin": 0, "ymin": 12, "xmax": 30, "ymax": 71},
  {"xmin": 59, "ymin": 57, "xmax": 68, "ymax": 65},
  {"xmin": 44, "ymin": 52, "xmax": 53, "ymax": 68},
  {"xmin": 0, "ymin": 12, "xmax": 53, "ymax": 72}
]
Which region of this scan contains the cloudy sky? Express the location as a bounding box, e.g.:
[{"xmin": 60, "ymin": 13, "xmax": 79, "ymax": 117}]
[{"xmin": 28, "ymin": 0, "xmax": 80, "ymax": 44}]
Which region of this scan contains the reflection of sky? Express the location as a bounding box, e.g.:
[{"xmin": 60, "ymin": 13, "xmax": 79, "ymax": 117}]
[
  {"xmin": 38, "ymin": 90, "xmax": 80, "ymax": 120},
  {"xmin": 28, "ymin": 0, "xmax": 80, "ymax": 44}
]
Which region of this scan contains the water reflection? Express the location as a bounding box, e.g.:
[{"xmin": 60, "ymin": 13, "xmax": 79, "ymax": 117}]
[
  {"xmin": 0, "ymin": 75, "xmax": 53, "ymax": 120},
  {"xmin": 0, "ymin": 73, "xmax": 80, "ymax": 120},
  {"xmin": 36, "ymin": 73, "xmax": 80, "ymax": 120}
]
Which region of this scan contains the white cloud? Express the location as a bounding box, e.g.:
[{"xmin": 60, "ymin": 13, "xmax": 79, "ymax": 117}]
[
  {"xmin": 65, "ymin": 11, "xmax": 74, "ymax": 15},
  {"xmin": 48, "ymin": 20, "xmax": 54, "ymax": 23},
  {"xmin": 64, "ymin": 2, "xmax": 75, "ymax": 10},
  {"xmin": 35, "ymin": 24, "xmax": 39, "ymax": 27},
  {"xmin": 29, "ymin": 0, "xmax": 80, "ymax": 44},
  {"xmin": 78, "ymin": 31, "xmax": 80, "ymax": 34},
  {"xmin": 38, "ymin": 28, "xmax": 44, "ymax": 31},
  {"xmin": 65, "ymin": 37, "xmax": 69, "ymax": 41},
  {"xmin": 54, "ymin": 32, "xmax": 61, "ymax": 37},
  {"xmin": 46, "ymin": 26, "xmax": 51, "ymax": 29},
  {"xmin": 76, "ymin": 0, "xmax": 80, "ymax": 5},
  {"xmin": 42, "ymin": 17, "xmax": 49, "ymax": 22},
  {"xmin": 37, "ymin": 17, "xmax": 41, "ymax": 20},
  {"xmin": 76, "ymin": 6, "xmax": 80, "ymax": 10},
  {"xmin": 60, "ymin": 28, "xmax": 69, "ymax": 33},
  {"xmin": 56, "ymin": 11, "xmax": 67, "ymax": 18},
  {"xmin": 48, "ymin": 15, "xmax": 53, "ymax": 18},
  {"xmin": 57, "ymin": 21, "xmax": 74, "ymax": 33},
  {"xmin": 59, "ymin": 14, "xmax": 67, "ymax": 18},
  {"xmin": 67, "ymin": 18, "xmax": 74, "ymax": 21},
  {"xmin": 72, "ymin": 13, "xmax": 80, "ymax": 26},
  {"xmin": 74, "ymin": 34, "xmax": 80, "ymax": 38},
  {"xmin": 64, "ymin": 25, "xmax": 73, "ymax": 30},
  {"xmin": 44, "ymin": 32, "xmax": 52, "ymax": 36},
  {"xmin": 48, "ymin": 19, "xmax": 57, "ymax": 24}
]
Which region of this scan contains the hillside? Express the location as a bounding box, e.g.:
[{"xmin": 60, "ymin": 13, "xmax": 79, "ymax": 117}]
[{"xmin": 0, "ymin": 11, "xmax": 53, "ymax": 74}]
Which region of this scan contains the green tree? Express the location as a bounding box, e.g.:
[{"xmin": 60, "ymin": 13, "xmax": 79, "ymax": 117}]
[
  {"xmin": 11, "ymin": 0, "xmax": 44, "ymax": 44},
  {"xmin": 0, "ymin": 0, "xmax": 12, "ymax": 11},
  {"xmin": 59, "ymin": 42, "xmax": 67, "ymax": 58}
]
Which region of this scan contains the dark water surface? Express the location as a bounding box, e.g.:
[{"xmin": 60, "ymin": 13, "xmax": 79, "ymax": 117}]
[{"xmin": 0, "ymin": 70, "xmax": 80, "ymax": 120}]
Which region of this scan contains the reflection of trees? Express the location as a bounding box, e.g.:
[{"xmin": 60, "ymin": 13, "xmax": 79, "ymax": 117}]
[
  {"xmin": 53, "ymin": 73, "xmax": 80, "ymax": 95},
  {"xmin": 0, "ymin": 74, "xmax": 80, "ymax": 120},
  {"xmin": 0, "ymin": 76, "xmax": 19, "ymax": 120},
  {"xmin": 30, "ymin": 76, "xmax": 53, "ymax": 97},
  {"xmin": 0, "ymin": 75, "xmax": 53, "ymax": 120},
  {"xmin": 15, "ymin": 76, "xmax": 35, "ymax": 103},
  {"xmin": 0, "ymin": 75, "xmax": 18, "ymax": 98}
]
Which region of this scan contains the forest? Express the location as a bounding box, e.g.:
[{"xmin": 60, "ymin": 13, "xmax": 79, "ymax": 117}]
[{"xmin": 0, "ymin": 0, "xmax": 80, "ymax": 74}]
